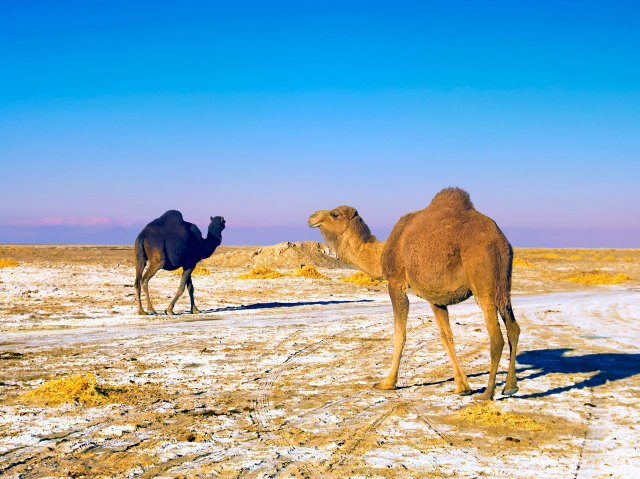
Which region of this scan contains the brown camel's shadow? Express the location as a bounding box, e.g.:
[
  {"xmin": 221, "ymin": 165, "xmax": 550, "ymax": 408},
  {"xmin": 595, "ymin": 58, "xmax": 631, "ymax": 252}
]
[
  {"xmin": 183, "ymin": 299, "xmax": 374, "ymax": 315},
  {"xmin": 399, "ymin": 348, "xmax": 640, "ymax": 398},
  {"xmin": 513, "ymin": 348, "xmax": 640, "ymax": 399}
]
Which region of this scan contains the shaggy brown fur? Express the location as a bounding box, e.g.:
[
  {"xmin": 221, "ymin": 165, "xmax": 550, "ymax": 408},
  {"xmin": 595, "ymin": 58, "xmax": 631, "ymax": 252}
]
[{"xmin": 309, "ymin": 187, "xmax": 520, "ymax": 400}]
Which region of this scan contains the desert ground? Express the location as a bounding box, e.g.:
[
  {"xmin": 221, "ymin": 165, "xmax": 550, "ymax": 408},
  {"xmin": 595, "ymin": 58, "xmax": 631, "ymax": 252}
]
[{"xmin": 1, "ymin": 243, "xmax": 639, "ymax": 478}]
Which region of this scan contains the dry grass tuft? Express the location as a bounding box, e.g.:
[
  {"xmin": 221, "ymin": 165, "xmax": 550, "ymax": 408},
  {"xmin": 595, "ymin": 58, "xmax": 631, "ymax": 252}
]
[
  {"xmin": 22, "ymin": 374, "xmax": 107, "ymax": 406},
  {"xmin": 513, "ymin": 257, "xmax": 535, "ymax": 268},
  {"xmin": 191, "ymin": 265, "xmax": 211, "ymax": 276},
  {"xmin": 566, "ymin": 271, "xmax": 631, "ymax": 285},
  {"xmin": 0, "ymin": 258, "xmax": 19, "ymax": 268},
  {"xmin": 291, "ymin": 265, "xmax": 329, "ymax": 280},
  {"xmin": 540, "ymin": 253, "xmax": 561, "ymax": 260},
  {"xmin": 173, "ymin": 265, "xmax": 211, "ymax": 276},
  {"xmin": 238, "ymin": 267, "xmax": 284, "ymax": 280},
  {"xmin": 457, "ymin": 402, "xmax": 544, "ymax": 431},
  {"xmin": 341, "ymin": 272, "xmax": 385, "ymax": 286},
  {"xmin": 567, "ymin": 255, "xmax": 582, "ymax": 261}
]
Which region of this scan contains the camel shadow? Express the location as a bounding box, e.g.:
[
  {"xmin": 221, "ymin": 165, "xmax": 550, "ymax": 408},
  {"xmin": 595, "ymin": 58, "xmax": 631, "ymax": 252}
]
[
  {"xmin": 514, "ymin": 348, "xmax": 640, "ymax": 399},
  {"xmin": 399, "ymin": 370, "xmax": 489, "ymax": 391},
  {"xmin": 398, "ymin": 348, "xmax": 640, "ymax": 398},
  {"xmin": 196, "ymin": 299, "xmax": 374, "ymax": 314}
]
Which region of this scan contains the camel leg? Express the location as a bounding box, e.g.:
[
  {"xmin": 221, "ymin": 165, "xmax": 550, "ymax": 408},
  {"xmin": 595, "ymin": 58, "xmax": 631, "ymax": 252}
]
[
  {"xmin": 374, "ymin": 283, "xmax": 409, "ymax": 390},
  {"xmin": 186, "ymin": 275, "xmax": 200, "ymax": 314},
  {"xmin": 498, "ymin": 302, "xmax": 520, "ymax": 395},
  {"xmin": 141, "ymin": 261, "xmax": 163, "ymax": 315},
  {"xmin": 478, "ymin": 299, "xmax": 505, "ymax": 400},
  {"xmin": 167, "ymin": 268, "xmax": 191, "ymax": 315},
  {"xmin": 430, "ymin": 303, "xmax": 472, "ymax": 395}
]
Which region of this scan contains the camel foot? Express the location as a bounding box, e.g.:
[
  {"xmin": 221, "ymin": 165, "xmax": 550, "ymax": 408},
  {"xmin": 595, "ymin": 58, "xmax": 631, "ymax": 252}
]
[
  {"xmin": 456, "ymin": 388, "xmax": 473, "ymax": 396},
  {"xmin": 502, "ymin": 386, "xmax": 519, "ymax": 396},
  {"xmin": 191, "ymin": 307, "xmax": 201, "ymax": 314},
  {"xmin": 137, "ymin": 309, "xmax": 146, "ymax": 316},
  {"xmin": 146, "ymin": 310, "xmax": 158, "ymax": 316},
  {"xmin": 373, "ymin": 381, "xmax": 397, "ymax": 391},
  {"xmin": 476, "ymin": 390, "xmax": 495, "ymax": 401},
  {"xmin": 166, "ymin": 309, "xmax": 175, "ymax": 316}
]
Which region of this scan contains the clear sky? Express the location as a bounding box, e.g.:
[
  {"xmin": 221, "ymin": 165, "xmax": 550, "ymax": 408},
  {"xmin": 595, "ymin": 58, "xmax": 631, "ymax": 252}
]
[{"xmin": 1, "ymin": 1, "xmax": 639, "ymax": 247}]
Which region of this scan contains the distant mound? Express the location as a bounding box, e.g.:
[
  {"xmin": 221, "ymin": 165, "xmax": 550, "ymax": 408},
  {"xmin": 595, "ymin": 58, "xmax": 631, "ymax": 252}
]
[{"xmin": 204, "ymin": 241, "xmax": 343, "ymax": 269}]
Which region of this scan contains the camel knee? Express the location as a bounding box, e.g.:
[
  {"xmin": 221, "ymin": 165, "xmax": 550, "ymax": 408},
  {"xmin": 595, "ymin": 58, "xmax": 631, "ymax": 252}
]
[
  {"xmin": 510, "ymin": 321, "xmax": 521, "ymax": 340},
  {"xmin": 439, "ymin": 329, "xmax": 454, "ymax": 345}
]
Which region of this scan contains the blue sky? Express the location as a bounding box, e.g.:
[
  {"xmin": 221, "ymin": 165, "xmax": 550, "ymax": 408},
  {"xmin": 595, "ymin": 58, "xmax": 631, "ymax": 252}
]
[{"xmin": 1, "ymin": 1, "xmax": 639, "ymax": 246}]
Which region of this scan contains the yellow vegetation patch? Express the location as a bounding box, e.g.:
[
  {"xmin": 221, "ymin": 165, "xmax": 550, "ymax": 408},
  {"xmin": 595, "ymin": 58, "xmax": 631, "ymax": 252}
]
[
  {"xmin": 540, "ymin": 253, "xmax": 561, "ymax": 260},
  {"xmin": 21, "ymin": 375, "xmax": 159, "ymax": 407},
  {"xmin": 512, "ymin": 257, "xmax": 534, "ymax": 268},
  {"xmin": 0, "ymin": 258, "xmax": 19, "ymax": 268},
  {"xmin": 566, "ymin": 271, "xmax": 631, "ymax": 285},
  {"xmin": 174, "ymin": 265, "xmax": 211, "ymax": 276},
  {"xmin": 457, "ymin": 402, "xmax": 544, "ymax": 431},
  {"xmin": 22, "ymin": 374, "xmax": 107, "ymax": 406},
  {"xmin": 238, "ymin": 267, "xmax": 284, "ymax": 279},
  {"xmin": 567, "ymin": 255, "xmax": 582, "ymax": 261},
  {"xmin": 290, "ymin": 265, "xmax": 329, "ymax": 279},
  {"xmin": 341, "ymin": 272, "xmax": 385, "ymax": 286}
]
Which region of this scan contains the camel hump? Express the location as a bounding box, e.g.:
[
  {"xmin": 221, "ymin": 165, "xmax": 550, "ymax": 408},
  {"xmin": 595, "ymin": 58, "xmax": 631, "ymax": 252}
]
[
  {"xmin": 429, "ymin": 187, "xmax": 474, "ymax": 211},
  {"xmin": 160, "ymin": 210, "xmax": 184, "ymax": 223}
]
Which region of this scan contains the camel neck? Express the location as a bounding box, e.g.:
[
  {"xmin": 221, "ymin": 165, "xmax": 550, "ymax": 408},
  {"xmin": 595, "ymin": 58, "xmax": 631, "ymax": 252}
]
[
  {"xmin": 334, "ymin": 235, "xmax": 385, "ymax": 279},
  {"xmin": 202, "ymin": 232, "xmax": 222, "ymax": 258}
]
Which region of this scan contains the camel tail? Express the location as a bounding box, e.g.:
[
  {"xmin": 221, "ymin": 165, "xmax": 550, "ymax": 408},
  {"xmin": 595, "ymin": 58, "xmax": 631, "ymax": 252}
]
[
  {"xmin": 495, "ymin": 243, "xmax": 514, "ymax": 319},
  {"xmin": 134, "ymin": 235, "xmax": 147, "ymax": 288}
]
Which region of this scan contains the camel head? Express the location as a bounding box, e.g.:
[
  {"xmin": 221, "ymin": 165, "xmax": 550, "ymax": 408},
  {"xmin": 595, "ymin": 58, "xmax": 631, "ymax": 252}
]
[
  {"xmin": 209, "ymin": 216, "xmax": 226, "ymax": 234},
  {"xmin": 308, "ymin": 206, "xmax": 372, "ymax": 244}
]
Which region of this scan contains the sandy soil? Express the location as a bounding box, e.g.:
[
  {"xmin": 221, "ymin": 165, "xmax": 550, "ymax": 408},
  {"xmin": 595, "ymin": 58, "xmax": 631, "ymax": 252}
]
[{"xmin": 1, "ymin": 244, "xmax": 639, "ymax": 478}]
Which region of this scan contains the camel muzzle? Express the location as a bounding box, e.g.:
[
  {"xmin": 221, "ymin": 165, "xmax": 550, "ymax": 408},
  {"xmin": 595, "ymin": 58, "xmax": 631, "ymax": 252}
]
[{"xmin": 308, "ymin": 211, "xmax": 326, "ymax": 228}]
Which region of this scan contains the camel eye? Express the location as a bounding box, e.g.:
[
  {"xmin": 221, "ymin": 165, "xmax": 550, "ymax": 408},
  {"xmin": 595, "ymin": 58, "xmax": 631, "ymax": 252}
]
[{"xmin": 330, "ymin": 212, "xmax": 339, "ymax": 219}]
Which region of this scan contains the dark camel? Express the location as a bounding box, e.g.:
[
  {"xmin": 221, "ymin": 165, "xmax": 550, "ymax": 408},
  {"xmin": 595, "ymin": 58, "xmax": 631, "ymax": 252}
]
[
  {"xmin": 134, "ymin": 210, "xmax": 225, "ymax": 315},
  {"xmin": 309, "ymin": 187, "xmax": 520, "ymax": 400}
]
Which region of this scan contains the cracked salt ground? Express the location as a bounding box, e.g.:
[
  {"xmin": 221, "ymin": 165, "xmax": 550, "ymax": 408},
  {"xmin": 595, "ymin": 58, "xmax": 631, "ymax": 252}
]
[{"xmin": 1, "ymin": 246, "xmax": 639, "ymax": 478}]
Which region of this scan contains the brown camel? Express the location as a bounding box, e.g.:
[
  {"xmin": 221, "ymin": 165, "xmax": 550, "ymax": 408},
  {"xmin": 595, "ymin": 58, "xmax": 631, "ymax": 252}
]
[
  {"xmin": 134, "ymin": 210, "xmax": 225, "ymax": 316},
  {"xmin": 309, "ymin": 187, "xmax": 520, "ymax": 400}
]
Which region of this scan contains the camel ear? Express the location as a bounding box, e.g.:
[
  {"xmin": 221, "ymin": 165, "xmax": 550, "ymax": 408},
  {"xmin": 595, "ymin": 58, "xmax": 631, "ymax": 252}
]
[
  {"xmin": 210, "ymin": 216, "xmax": 214, "ymax": 222},
  {"xmin": 347, "ymin": 207, "xmax": 358, "ymax": 219}
]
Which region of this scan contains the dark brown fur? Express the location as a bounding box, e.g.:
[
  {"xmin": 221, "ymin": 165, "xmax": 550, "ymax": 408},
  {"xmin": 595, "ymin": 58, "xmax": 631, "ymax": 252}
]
[{"xmin": 134, "ymin": 211, "xmax": 225, "ymax": 316}]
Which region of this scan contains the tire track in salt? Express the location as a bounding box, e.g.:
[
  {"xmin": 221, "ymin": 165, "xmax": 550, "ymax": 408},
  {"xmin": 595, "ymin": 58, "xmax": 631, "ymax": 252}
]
[
  {"xmin": 396, "ymin": 336, "xmax": 487, "ymax": 466},
  {"xmin": 516, "ymin": 297, "xmax": 633, "ymax": 478},
  {"xmin": 321, "ymin": 322, "xmax": 486, "ymax": 473},
  {"xmin": 565, "ymin": 296, "xmax": 632, "ymax": 479},
  {"xmin": 0, "ymin": 419, "xmax": 111, "ymax": 474},
  {"xmin": 246, "ymin": 310, "xmax": 484, "ymax": 477},
  {"xmin": 243, "ymin": 332, "xmax": 342, "ymax": 479},
  {"xmin": 572, "ymin": 386, "xmax": 597, "ymax": 479},
  {"xmin": 243, "ymin": 319, "xmax": 391, "ymax": 478}
]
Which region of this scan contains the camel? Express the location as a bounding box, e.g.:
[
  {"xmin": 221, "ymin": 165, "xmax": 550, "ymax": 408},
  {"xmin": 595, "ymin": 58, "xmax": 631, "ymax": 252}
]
[
  {"xmin": 134, "ymin": 210, "xmax": 225, "ymax": 316},
  {"xmin": 309, "ymin": 187, "xmax": 520, "ymax": 400}
]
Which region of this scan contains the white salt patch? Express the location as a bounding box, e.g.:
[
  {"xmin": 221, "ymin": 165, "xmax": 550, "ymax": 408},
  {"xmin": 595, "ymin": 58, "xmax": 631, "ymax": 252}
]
[{"xmin": 99, "ymin": 424, "xmax": 136, "ymax": 437}]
